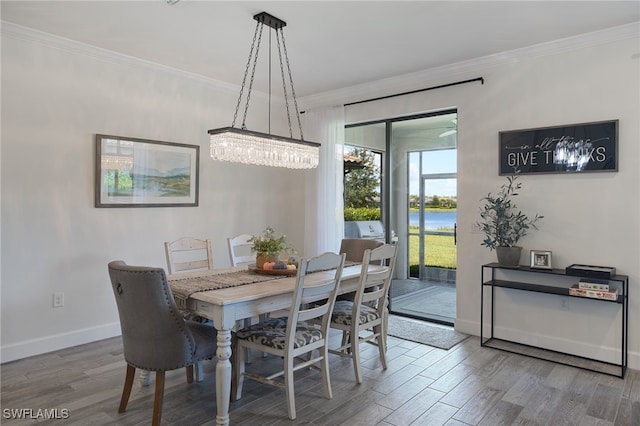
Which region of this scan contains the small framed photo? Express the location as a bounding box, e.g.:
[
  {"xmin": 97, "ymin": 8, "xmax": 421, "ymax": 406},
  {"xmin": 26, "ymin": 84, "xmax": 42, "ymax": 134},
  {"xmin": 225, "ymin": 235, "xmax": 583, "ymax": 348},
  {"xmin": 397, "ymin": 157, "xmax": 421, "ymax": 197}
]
[{"xmin": 530, "ymin": 250, "xmax": 552, "ymax": 269}]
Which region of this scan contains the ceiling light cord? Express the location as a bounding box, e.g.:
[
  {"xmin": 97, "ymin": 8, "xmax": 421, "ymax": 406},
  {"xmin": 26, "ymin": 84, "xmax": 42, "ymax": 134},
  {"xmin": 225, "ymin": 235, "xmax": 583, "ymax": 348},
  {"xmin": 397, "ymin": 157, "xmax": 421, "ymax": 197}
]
[
  {"xmin": 232, "ymin": 20, "xmax": 263, "ymax": 130},
  {"xmin": 275, "ymin": 28, "xmax": 292, "ymax": 139},
  {"xmin": 278, "ymin": 28, "xmax": 304, "ymax": 141},
  {"xmin": 232, "ymin": 18, "xmax": 304, "ymax": 141}
]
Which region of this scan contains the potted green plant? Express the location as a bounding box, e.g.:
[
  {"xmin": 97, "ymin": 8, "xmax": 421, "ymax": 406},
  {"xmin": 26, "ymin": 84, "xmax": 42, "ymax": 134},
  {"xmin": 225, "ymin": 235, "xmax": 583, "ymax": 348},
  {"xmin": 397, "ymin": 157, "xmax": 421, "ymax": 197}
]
[
  {"xmin": 250, "ymin": 226, "xmax": 293, "ymax": 269},
  {"xmin": 477, "ymin": 172, "xmax": 543, "ymax": 267}
]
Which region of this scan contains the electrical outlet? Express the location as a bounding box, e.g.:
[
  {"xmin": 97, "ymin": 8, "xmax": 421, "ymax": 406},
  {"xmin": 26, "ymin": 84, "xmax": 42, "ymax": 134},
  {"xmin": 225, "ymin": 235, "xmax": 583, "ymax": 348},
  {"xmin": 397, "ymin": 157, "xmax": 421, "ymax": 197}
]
[{"xmin": 53, "ymin": 292, "xmax": 64, "ymax": 308}]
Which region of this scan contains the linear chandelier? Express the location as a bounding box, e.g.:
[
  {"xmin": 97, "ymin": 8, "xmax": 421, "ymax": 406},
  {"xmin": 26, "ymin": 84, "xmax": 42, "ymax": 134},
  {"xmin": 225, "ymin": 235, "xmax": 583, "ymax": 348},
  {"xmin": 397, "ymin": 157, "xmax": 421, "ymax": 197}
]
[{"xmin": 209, "ymin": 12, "xmax": 320, "ymax": 169}]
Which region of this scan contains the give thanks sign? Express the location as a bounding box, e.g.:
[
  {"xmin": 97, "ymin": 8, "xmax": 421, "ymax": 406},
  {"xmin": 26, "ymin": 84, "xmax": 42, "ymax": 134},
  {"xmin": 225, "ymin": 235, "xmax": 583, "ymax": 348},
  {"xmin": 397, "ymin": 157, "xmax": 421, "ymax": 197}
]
[{"xmin": 499, "ymin": 120, "xmax": 618, "ymax": 175}]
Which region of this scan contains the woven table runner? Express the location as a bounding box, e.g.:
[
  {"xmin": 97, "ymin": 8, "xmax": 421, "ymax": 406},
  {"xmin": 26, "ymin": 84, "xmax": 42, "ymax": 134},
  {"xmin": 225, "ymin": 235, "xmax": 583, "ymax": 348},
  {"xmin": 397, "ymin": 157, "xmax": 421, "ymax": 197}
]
[{"xmin": 170, "ymin": 270, "xmax": 285, "ymax": 308}]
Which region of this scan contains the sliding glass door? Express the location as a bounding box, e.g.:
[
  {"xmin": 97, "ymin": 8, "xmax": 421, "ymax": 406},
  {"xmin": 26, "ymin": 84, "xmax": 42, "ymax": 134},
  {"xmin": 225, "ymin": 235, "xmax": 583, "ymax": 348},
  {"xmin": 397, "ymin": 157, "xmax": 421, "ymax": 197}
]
[
  {"xmin": 399, "ymin": 149, "xmax": 457, "ymax": 324},
  {"xmin": 345, "ymin": 110, "xmax": 457, "ymax": 324}
]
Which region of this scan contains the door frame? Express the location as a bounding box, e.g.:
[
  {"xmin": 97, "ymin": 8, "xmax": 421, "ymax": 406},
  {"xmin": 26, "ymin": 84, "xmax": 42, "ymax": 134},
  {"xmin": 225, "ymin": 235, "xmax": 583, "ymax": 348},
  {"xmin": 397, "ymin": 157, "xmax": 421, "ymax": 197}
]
[{"xmin": 418, "ymin": 171, "xmax": 457, "ymax": 280}]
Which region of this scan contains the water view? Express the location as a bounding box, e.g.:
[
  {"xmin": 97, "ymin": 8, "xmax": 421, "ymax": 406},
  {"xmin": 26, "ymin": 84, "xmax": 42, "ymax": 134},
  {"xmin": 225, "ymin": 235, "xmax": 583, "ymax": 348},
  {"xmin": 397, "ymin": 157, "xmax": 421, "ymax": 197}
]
[{"xmin": 409, "ymin": 210, "xmax": 456, "ymax": 230}]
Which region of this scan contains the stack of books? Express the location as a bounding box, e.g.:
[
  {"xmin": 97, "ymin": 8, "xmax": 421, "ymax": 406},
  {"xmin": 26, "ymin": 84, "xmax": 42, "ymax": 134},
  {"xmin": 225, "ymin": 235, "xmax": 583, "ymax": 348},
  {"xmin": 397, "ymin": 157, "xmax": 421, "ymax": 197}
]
[{"xmin": 569, "ymin": 279, "xmax": 619, "ymax": 301}]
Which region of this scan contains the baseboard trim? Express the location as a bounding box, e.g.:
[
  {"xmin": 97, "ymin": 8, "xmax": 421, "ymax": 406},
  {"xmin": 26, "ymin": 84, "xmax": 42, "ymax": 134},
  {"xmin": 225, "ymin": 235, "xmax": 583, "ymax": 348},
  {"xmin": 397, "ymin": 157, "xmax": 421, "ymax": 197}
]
[
  {"xmin": 1, "ymin": 323, "xmax": 121, "ymax": 363},
  {"xmin": 493, "ymin": 325, "xmax": 621, "ymax": 365},
  {"xmin": 453, "ymin": 318, "xmax": 639, "ymax": 371},
  {"xmin": 453, "ymin": 318, "xmax": 477, "ymax": 336}
]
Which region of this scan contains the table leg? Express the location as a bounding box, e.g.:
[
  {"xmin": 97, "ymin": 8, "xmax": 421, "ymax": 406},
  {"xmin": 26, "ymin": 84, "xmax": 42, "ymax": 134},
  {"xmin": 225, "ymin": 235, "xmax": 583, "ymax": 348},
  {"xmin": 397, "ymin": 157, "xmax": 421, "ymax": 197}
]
[
  {"xmin": 215, "ymin": 327, "xmax": 232, "ymax": 426},
  {"xmin": 139, "ymin": 370, "xmax": 151, "ymax": 386}
]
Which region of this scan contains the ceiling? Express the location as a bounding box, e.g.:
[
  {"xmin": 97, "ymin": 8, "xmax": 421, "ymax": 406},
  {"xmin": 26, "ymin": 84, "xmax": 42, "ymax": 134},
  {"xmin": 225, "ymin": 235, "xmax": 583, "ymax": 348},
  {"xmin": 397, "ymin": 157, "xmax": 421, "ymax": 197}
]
[{"xmin": 2, "ymin": 1, "xmax": 639, "ymax": 98}]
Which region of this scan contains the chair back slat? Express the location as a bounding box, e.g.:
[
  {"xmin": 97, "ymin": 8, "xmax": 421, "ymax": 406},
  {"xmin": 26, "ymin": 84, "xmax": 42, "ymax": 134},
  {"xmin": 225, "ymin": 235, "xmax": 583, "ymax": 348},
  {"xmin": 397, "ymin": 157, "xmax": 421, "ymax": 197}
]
[
  {"xmin": 297, "ymin": 303, "xmax": 330, "ymax": 322},
  {"xmin": 171, "ymin": 259, "xmax": 211, "ymax": 273},
  {"xmin": 361, "ymin": 287, "xmax": 385, "ymax": 304}
]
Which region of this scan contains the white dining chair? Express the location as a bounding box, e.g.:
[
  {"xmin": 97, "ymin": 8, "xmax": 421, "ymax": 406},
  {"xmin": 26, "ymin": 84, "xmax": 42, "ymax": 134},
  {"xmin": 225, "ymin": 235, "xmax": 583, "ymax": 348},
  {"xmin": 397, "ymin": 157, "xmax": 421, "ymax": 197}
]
[
  {"xmin": 163, "ymin": 236, "xmax": 215, "ymax": 382},
  {"xmin": 227, "ymin": 233, "xmax": 254, "ymax": 266},
  {"xmin": 227, "ymin": 233, "xmax": 266, "ymax": 358},
  {"xmin": 164, "ymin": 237, "xmax": 214, "ymax": 274},
  {"xmin": 232, "ymin": 252, "xmax": 346, "ymax": 420},
  {"xmin": 329, "ymin": 243, "xmax": 398, "ymax": 383}
]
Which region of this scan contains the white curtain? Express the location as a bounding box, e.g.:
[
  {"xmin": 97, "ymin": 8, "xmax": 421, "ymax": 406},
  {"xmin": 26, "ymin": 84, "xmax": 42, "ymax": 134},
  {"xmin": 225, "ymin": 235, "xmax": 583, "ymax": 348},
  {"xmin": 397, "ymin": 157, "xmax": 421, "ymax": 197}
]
[{"xmin": 302, "ymin": 105, "xmax": 345, "ymax": 256}]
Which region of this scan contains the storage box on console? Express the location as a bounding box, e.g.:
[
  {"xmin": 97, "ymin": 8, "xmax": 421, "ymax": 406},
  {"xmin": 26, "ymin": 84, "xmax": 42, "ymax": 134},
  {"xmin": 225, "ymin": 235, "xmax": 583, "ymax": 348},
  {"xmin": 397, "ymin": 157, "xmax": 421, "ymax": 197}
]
[{"xmin": 565, "ymin": 264, "xmax": 616, "ymax": 279}]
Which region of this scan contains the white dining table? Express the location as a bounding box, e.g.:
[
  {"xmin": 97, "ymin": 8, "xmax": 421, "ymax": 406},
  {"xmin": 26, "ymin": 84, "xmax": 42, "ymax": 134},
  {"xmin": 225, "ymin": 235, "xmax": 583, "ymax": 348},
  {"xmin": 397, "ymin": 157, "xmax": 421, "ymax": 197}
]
[{"xmin": 168, "ymin": 263, "xmax": 382, "ymax": 426}]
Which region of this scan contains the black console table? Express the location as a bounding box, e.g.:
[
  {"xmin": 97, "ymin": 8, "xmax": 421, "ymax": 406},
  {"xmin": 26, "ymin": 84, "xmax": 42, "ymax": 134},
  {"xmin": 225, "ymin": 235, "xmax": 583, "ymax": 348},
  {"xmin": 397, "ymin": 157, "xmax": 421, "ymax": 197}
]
[{"xmin": 481, "ymin": 263, "xmax": 628, "ymax": 378}]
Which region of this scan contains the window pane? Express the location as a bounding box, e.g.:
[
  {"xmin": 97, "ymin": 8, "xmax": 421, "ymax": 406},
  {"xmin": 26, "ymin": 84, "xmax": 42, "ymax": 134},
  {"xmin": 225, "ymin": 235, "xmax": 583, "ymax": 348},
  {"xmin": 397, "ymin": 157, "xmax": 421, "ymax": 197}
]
[{"xmin": 422, "ymin": 149, "xmax": 457, "ymax": 174}]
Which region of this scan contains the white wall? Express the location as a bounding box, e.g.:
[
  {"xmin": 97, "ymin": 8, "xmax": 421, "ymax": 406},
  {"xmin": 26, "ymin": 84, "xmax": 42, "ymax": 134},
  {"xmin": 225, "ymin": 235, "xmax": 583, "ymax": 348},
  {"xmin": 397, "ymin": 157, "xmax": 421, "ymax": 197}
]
[
  {"xmin": 2, "ymin": 22, "xmax": 639, "ymax": 371},
  {"xmin": 0, "ymin": 25, "xmax": 309, "ymax": 362},
  {"xmin": 302, "ymin": 25, "xmax": 640, "ymax": 369}
]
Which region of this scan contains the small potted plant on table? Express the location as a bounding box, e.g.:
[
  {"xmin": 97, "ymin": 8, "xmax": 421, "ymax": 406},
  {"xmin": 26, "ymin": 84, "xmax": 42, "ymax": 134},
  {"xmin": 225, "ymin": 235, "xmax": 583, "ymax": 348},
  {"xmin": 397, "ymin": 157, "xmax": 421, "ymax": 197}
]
[
  {"xmin": 250, "ymin": 226, "xmax": 294, "ymax": 270},
  {"xmin": 477, "ymin": 172, "xmax": 543, "ymax": 267}
]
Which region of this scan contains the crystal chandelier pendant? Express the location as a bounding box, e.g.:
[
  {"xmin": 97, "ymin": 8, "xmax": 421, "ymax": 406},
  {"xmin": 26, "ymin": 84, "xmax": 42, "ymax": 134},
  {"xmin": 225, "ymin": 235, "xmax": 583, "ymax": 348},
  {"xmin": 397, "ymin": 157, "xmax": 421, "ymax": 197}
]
[
  {"xmin": 208, "ymin": 12, "xmax": 320, "ymax": 169},
  {"xmin": 209, "ymin": 128, "xmax": 319, "ymax": 169}
]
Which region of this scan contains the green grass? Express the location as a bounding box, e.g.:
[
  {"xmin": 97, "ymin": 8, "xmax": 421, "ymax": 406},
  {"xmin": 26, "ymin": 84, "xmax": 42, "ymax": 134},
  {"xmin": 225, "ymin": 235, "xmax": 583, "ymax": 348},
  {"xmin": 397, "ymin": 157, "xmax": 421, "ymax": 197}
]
[{"xmin": 408, "ymin": 228, "xmax": 456, "ymax": 270}]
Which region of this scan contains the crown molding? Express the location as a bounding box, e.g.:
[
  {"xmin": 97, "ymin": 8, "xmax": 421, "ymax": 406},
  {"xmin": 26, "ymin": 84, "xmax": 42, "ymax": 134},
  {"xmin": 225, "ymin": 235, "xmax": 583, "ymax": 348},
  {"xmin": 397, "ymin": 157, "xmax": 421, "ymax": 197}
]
[
  {"xmin": 3, "ymin": 20, "xmax": 637, "ymax": 109},
  {"xmin": 299, "ymin": 21, "xmax": 640, "ymax": 110},
  {"xmin": 0, "ymin": 21, "xmax": 245, "ymax": 97}
]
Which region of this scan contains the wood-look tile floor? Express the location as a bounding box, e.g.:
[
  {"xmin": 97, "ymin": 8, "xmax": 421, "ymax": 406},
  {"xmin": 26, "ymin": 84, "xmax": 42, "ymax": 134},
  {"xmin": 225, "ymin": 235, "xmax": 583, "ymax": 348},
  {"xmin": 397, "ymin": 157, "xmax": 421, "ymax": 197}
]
[{"xmin": 1, "ymin": 331, "xmax": 638, "ymax": 425}]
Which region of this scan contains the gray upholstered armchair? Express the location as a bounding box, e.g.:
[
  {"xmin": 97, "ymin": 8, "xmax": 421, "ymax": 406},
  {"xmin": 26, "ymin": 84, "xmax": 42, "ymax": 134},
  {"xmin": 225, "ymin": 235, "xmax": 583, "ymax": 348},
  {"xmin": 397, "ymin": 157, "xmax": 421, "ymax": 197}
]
[
  {"xmin": 108, "ymin": 261, "xmax": 218, "ymax": 426},
  {"xmin": 337, "ymin": 238, "xmax": 385, "ymax": 303},
  {"xmin": 339, "ymin": 238, "xmax": 384, "ymax": 263}
]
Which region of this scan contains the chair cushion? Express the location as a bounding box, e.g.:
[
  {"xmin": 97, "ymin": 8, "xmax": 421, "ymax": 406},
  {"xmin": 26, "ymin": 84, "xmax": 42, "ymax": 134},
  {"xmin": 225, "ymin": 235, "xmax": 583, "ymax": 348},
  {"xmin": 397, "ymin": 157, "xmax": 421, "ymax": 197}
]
[
  {"xmin": 331, "ymin": 300, "xmax": 380, "ymax": 326},
  {"xmin": 186, "ymin": 320, "xmax": 219, "ymax": 361},
  {"xmin": 236, "ymin": 317, "xmax": 322, "ymax": 349}
]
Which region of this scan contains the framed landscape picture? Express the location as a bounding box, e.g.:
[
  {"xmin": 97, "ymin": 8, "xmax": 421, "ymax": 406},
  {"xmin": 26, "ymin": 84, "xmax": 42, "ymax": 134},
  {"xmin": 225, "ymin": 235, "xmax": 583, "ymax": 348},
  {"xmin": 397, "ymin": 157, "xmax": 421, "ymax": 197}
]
[{"xmin": 95, "ymin": 134, "xmax": 199, "ymax": 207}]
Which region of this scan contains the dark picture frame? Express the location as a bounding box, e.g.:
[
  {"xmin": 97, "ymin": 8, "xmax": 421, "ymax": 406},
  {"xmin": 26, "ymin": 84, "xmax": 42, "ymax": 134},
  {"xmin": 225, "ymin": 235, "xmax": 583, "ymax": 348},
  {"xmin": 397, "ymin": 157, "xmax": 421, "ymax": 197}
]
[
  {"xmin": 95, "ymin": 134, "xmax": 199, "ymax": 207},
  {"xmin": 530, "ymin": 250, "xmax": 552, "ymax": 269},
  {"xmin": 499, "ymin": 120, "xmax": 618, "ymax": 175}
]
